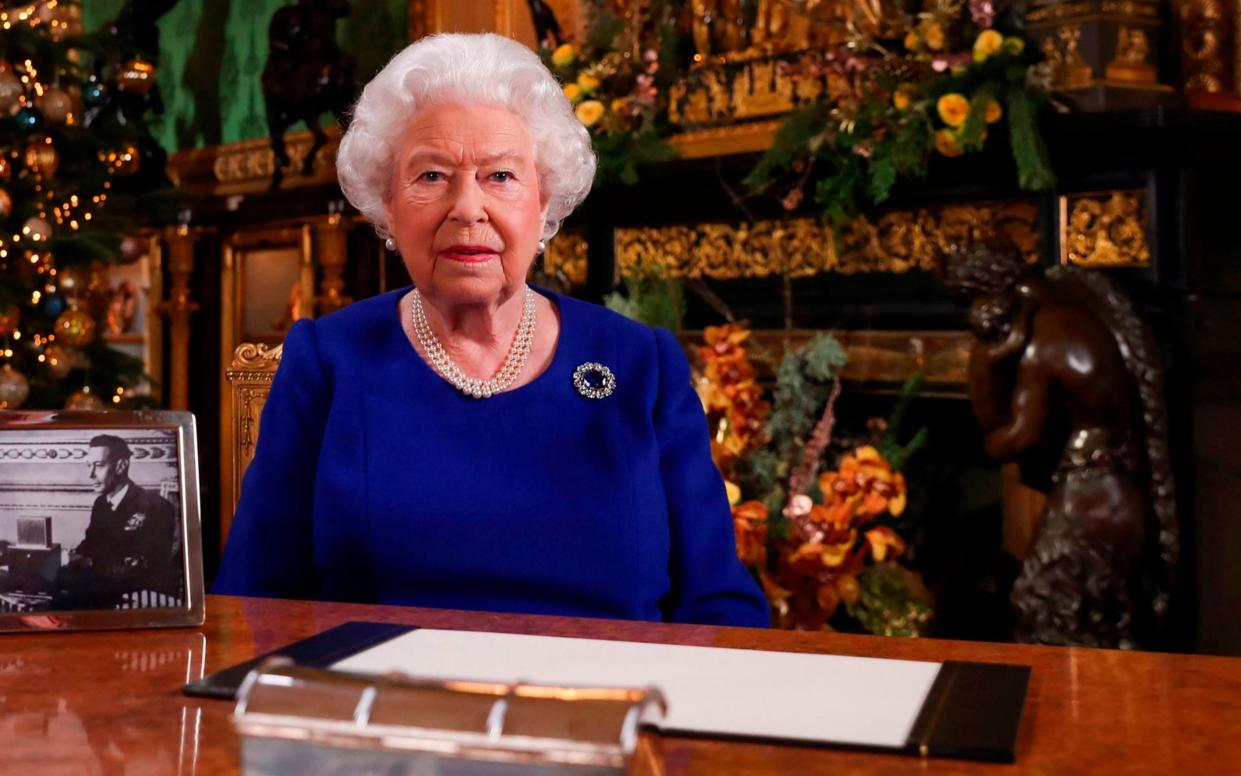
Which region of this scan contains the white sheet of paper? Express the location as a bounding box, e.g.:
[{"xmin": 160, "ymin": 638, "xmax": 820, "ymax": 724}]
[{"xmin": 333, "ymin": 629, "xmax": 942, "ymax": 749}]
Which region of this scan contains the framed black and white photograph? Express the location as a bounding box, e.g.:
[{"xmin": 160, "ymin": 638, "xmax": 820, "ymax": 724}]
[{"xmin": 0, "ymin": 411, "xmax": 204, "ymax": 632}]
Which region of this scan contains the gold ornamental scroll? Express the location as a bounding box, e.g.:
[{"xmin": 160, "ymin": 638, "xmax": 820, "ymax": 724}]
[
  {"xmin": 1059, "ymin": 189, "xmax": 1152, "ymax": 268},
  {"xmin": 615, "ymin": 201, "xmax": 1040, "ymax": 280}
]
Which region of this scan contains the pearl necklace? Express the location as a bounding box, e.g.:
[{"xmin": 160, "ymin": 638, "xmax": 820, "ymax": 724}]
[{"xmin": 410, "ymin": 287, "xmax": 536, "ymax": 399}]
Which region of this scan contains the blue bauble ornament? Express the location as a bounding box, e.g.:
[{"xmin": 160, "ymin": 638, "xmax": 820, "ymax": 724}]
[
  {"xmin": 83, "ymin": 81, "xmax": 107, "ymax": 107},
  {"xmin": 41, "ymin": 292, "xmax": 67, "ymax": 318},
  {"xmin": 14, "ymin": 106, "xmax": 44, "ymax": 133}
]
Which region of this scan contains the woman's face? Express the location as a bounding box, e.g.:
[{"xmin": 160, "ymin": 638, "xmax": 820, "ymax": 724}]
[{"xmin": 385, "ymin": 102, "xmax": 547, "ymax": 308}]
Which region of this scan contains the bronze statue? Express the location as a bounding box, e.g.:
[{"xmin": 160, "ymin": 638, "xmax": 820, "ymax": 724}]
[
  {"xmin": 527, "ymin": 0, "xmax": 564, "ymax": 47},
  {"xmin": 262, "ymin": 0, "xmax": 356, "ymax": 190},
  {"xmin": 945, "ymin": 242, "xmax": 1177, "ymax": 649}
]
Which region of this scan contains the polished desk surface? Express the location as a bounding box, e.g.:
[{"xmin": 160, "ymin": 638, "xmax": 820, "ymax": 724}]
[{"xmin": 1, "ymin": 595, "xmax": 1239, "ymax": 775}]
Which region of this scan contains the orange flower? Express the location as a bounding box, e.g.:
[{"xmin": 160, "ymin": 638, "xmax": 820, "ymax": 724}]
[
  {"xmin": 936, "ymin": 93, "xmax": 970, "ymax": 127},
  {"xmin": 836, "ymin": 573, "xmax": 861, "ymax": 605},
  {"xmin": 819, "ymin": 446, "xmax": 907, "ymax": 520},
  {"xmin": 816, "ymin": 582, "xmax": 840, "ymax": 616},
  {"xmin": 984, "ymin": 98, "xmax": 1003, "ymax": 124},
  {"xmin": 934, "ymin": 128, "xmax": 963, "ymax": 157},
  {"xmin": 892, "ymin": 86, "xmax": 913, "ymax": 111},
  {"xmin": 865, "ymin": 526, "xmax": 907, "ymax": 562},
  {"xmin": 733, "ymin": 501, "xmax": 769, "ymax": 567}
]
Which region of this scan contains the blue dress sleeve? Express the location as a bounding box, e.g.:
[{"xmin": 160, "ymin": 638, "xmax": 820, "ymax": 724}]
[
  {"xmin": 653, "ymin": 328, "xmax": 770, "ymax": 627},
  {"xmin": 213, "ymin": 320, "xmax": 328, "ymax": 598}
]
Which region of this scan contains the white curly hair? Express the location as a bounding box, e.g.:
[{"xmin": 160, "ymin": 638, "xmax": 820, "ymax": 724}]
[{"xmin": 336, "ymin": 33, "xmax": 596, "ymax": 241}]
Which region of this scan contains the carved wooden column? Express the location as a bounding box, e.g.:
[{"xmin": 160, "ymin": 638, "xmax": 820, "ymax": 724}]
[
  {"xmin": 314, "ymin": 213, "xmax": 353, "ymax": 315},
  {"xmin": 158, "ymin": 225, "xmax": 200, "ymax": 410}
]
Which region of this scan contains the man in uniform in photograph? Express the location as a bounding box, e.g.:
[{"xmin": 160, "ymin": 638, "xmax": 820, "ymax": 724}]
[{"xmin": 59, "ymin": 435, "xmax": 182, "ymax": 608}]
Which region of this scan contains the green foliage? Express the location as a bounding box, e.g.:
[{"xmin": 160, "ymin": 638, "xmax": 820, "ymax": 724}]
[
  {"xmin": 748, "ymin": 39, "xmax": 1055, "ymax": 224},
  {"xmin": 547, "ymin": 0, "xmax": 684, "ymax": 187},
  {"xmin": 845, "ymin": 563, "xmax": 934, "ymax": 637},
  {"xmin": 603, "ymin": 274, "xmax": 684, "ymax": 330},
  {"xmin": 743, "ymin": 104, "xmax": 829, "ymax": 191},
  {"xmin": 877, "ymin": 372, "xmax": 929, "ymax": 471},
  {"xmin": 765, "ymin": 333, "xmax": 846, "ymax": 466},
  {"xmin": 1006, "ymin": 84, "xmax": 1057, "ymax": 190}
]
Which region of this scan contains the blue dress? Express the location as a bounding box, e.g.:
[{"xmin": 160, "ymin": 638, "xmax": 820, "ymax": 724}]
[{"xmin": 213, "ymin": 287, "xmax": 770, "ymax": 627}]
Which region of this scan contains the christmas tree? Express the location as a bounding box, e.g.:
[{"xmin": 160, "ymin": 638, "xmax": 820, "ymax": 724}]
[{"xmin": 0, "ymin": 0, "xmax": 175, "ymax": 410}]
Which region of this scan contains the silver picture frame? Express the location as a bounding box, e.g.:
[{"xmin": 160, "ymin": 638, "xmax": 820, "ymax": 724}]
[{"xmin": 0, "ymin": 410, "xmax": 205, "ymax": 632}]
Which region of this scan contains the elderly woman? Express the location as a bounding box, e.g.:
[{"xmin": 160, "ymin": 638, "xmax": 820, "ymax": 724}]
[{"xmin": 214, "ymin": 34, "xmax": 768, "ymax": 627}]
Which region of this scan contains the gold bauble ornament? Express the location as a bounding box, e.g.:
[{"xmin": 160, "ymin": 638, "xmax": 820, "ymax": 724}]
[
  {"xmin": 54, "ymin": 308, "xmax": 96, "ymax": 347},
  {"xmin": 36, "ymin": 87, "xmax": 74, "ymax": 124},
  {"xmin": 114, "ymin": 144, "xmax": 140, "ymax": 175},
  {"xmin": 0, "ymin": 304, "xmax": 19, "ymax": 337},
  {"xmin": 0, "ymin": 187, "xmax": 11, "ymax": 219},
  {"xmin": 24, "ymin": 139, "xmax": 59, "ymax": 177},
  {"xmin": 0, "ymin": 66, "xmax": 21, "ymax": 114},
  {"xmin": 116, "ymin": 58, "xmax": 156, "ymax": 95},
  {"xmin": 43, "ymin": 345, "xmax": 72, "ymax": 379},
  {"xmin": 0, "ymin": 155, "xmax": 10, "ymax": 179},
  {"xmin": 22, "ymin": 216, "xmax": 53, "ymax": 242},
  {"xmin": 65, "ymin": 386, "xmax": 105, "ymax": 410},
  {"xmin": 0, "ymin": 364, "xmax": 30, "ymax": 409}
]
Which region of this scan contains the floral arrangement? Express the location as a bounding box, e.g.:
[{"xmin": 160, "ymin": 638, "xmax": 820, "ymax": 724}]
[
  {"xmin": 540, "ymin": 1, "xmax": 682, "ymax": 184},
  {"xmin": 745, "ymin": 5, "xmax": 1056, "ymax": 223},
  {"xmin": 697, "ymin": 323, "xmax": 932, "ymax": 635}
]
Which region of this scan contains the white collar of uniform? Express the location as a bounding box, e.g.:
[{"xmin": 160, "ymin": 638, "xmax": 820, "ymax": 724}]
[{"xmin": 107, "ymin": 482, "xmax": 131, "ymax": 511}]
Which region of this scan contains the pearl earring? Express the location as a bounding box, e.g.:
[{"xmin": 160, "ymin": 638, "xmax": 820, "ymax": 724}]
[
  {"xmin": 537, "ymin": 240, "xmax": 547, "ymax": 254},
  {"xmin": 384, "ymin": 237, "xmax": 396, "ymax": 251}
]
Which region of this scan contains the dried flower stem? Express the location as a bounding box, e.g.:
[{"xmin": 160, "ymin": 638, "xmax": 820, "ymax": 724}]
[{"xmin": 786, "ymin": 374, "xmax": 842, "ymax": 506}]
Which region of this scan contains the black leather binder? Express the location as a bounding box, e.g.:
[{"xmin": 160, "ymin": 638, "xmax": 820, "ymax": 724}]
[
  {"xmin": 183, "ymin": 621, "xmax": 416, "ymax": 699},
  {"xmin": 184, "ymin": 620, "xmax": 1030, "ymax": 763}
]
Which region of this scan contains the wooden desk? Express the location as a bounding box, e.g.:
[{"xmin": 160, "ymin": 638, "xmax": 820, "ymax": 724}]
[{"xmin": 1, "ymin": 595, "xmax": 1238, "ymax": 775}]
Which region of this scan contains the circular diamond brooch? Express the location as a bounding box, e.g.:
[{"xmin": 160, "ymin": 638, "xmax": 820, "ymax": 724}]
[{"xmin": 573, "ymin": 362, "xmax": 616, "ymax": 399}]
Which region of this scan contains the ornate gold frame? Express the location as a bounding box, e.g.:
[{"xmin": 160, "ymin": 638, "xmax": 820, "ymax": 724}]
[{"xmin": 221, "ymin": 344, "xmax": 284, "ymax": 545}]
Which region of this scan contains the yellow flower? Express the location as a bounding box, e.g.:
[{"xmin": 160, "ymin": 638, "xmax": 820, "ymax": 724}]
[
  {"xmin": 563, "ymin": 83, "xmax": 582, "ymax": 103},
  {"xmin": 1004, "ymin": 36, "xmax": 1026, "ymax": 55},
  {"xmin": 936, "ymin": 93, "xmax": 970, "ymax": 127},
  {"xmin": 866, "ymin": 526, "xmax": 907, "ymax": 562},
  {"xmin": 576, "ymin": 73, "xmax": 600, "ymax": 93},
  {"xmin": 924, "ymin": 23, "xmax": 945, "ymax": 51},
  {"xmin": 725, "ymin": 480, "xmax": 742, "ymax": 506},
  {"xmin": 934, "ymin": 128, "xmax": 963, "ymax": 157},
  {"xmin": 973, "ymin": 29, "xmax": 1004, "ymax": 62},
  {"xmin": 903, "ymin": 30, "xmax": 920, "ymax": 51},
  {"xmin": 551, "ymin": 43, "xmax": 576, "ymax": 68},
  {"xmin": 610, "ymin": 97, "xmax": 629, "ymax": 113},
  {"xmin": 575, "ymin": 99, "xmax": 604, "ymax": 127},
  {"xmin": 892, "ymin": 87, "xmax": 912, "ymax": 111},
  {"xmin": 984, "ymin": 98, "xmax": 1003, "ymax": 124}
]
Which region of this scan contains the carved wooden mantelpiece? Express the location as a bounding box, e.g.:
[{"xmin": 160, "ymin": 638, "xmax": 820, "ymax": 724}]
[{"xmin": 167, "ymin": 127, "xmax": 341, "ymax": 196}]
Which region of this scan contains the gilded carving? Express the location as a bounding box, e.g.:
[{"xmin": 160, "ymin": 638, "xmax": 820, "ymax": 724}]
[
  {"xmin": 669, "ymin": 52, "xmax": 842, "ymax": 128},
  {"xmin": 230, "ymin": 342, "xmax": 284, "ymax": 371},
  {"xmin": 1178, "ymin": 0, "xmax": 1232, "ymax": 95},
  {"xmin": 1061, "ymin": 191, "xmax": 1151, "ymax": 268},
  {"xmin": 1099, "ymin": 0, "xmax": 1159, "ymax": 17},
  {"xmin": 616, "ymin": 201, "xmax": 1040, "ymax": 279},
  {"xmin": 1107, "ymin": 27, "xmax": 1156, "ymax": 82},
  {"xmin": 226, "ymin": 342, "xmax": 283, "ymax": 516},
  {"xmin": 1026, "ymin": 1, "xmax": 1093, "ymax": 24}
]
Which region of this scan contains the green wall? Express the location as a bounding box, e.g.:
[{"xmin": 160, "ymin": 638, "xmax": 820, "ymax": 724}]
[{"xmin": 83, "ymin": 0, "xmax": 407, "ymax": 152}]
